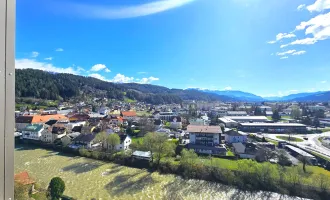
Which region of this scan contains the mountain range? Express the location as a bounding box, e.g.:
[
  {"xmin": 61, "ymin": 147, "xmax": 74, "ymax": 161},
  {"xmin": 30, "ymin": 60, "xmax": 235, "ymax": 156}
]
[{"xmin": 15, "ymin": 69, "xmax": 329, "ymax": 103}]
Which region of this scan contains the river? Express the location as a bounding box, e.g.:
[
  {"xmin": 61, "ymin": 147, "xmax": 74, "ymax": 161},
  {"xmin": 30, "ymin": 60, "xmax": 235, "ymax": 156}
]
[{"xmin": 15, "ymin": 145, "xmax": 304, "ymax": 200}]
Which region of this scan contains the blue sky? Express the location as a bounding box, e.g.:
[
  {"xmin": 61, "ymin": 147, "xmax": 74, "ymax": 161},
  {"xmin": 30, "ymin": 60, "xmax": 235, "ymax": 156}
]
[{"xmin": 16, "ymin": 0, "xmax": 330, "ymax": 97}]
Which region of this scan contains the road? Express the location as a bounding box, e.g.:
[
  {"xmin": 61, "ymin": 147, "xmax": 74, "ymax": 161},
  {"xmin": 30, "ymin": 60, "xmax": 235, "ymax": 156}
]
[{"xmin": 263, "ymin": 132, "xmax": 330, "ymax": 160}]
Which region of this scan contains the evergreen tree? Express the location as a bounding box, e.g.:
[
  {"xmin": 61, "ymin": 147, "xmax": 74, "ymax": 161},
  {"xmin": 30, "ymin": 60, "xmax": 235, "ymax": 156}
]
[{"xmin": 272, "ymin": 110, "xmax": 281, "ymax": 121}]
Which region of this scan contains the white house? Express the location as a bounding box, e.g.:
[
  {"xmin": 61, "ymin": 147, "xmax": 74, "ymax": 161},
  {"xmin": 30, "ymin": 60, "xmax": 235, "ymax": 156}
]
[
  {"xmin": 224, "ymin": 130, "xmax": 248, "ymax": 144},
  {"xmin": 22, "ymin": 124, "xmax": 44, "ymax": 141},
  {"xmin": 115, "ymin": 135, "xmax": 132, "ymax": 151},
  {"xmin": 41, "ymin": 129, "xmax": 52, "ymax": 143}
]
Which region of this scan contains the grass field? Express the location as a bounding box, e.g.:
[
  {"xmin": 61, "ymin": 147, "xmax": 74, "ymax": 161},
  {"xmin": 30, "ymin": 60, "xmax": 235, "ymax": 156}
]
[
  {"xmin": 136, "ymin": 110, "xmax": 152, "ymax": 117},
  {"xmin": 131, "ymin": 137, "xmax": 144, "ymax": 144},
  {"xmin": 124, "ymin": 98, "xmax": 136, "ymax": 103},
  {"xmin": 276, "ymin": 136, "xmax": 303, "ymax": 142},
  {"xmin": 266, "ymin": 138, "xmax": 279, "ymax": 146}
]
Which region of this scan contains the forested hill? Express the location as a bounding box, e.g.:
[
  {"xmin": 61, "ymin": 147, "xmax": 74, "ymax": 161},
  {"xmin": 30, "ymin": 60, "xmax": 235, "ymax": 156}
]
[{"xmin": 15, "ymin": 69, "xmax": 236, "ymax": 104}]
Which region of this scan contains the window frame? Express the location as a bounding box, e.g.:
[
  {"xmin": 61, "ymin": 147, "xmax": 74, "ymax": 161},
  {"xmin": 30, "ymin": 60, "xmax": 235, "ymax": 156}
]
[{"xmin": 0, "ymin": 0, "xmax": 15, "ymax": 199}]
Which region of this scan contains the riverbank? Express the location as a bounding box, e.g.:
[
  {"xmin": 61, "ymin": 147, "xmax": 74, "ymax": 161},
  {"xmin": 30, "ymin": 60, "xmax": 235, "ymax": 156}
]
[{"xmin": 15, "ymin": 144, "xmax": 306, "ymax": 200}]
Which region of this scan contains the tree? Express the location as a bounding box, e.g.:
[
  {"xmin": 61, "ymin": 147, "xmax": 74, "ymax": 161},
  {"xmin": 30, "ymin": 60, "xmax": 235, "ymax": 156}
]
[
  {"xmin": 302, "ymin": 116, "xmax": 312, "ymax": 125},
  {"xmin": 138, "ymin": 116, "xmax": 156, "ymax": 136},
  {"xmin": 255, "ymin": 147, "xmax": 276, "ymax": 162},
  {"xmin": 94, "ymin": 131, "xmax": 108, "ymax": 150},
  {"xmin": 142, "ymin": 132, "xmax": 175, "ymax": 165},
  {"xmin": 107, "ymin": 134, "xmax": 120, "ymax": 152},
  {"xmin": 263, "ymin": 108, "xmax": 267, "ymax": 116},
  {"xmin": 313, "ymin": 117, "xmax": 320, "ymax": 128},
  {"xmin": 298, "ymin": 155, "xmax": 310, "ymax": 173},
  {"xmin": 272, "ymin": 110, "xmax": 281, "ymax": 121},
  {"xmin": 48, "ymin": 177, "xmax": 65, "ymax": 200},
  {"xmin": 291, "ymin": 106, "xmax": 302, "ymax": 119},
  {"xmin": 180, "ymin": 149, "xmax": 198, "ymax": 169},
  {"xmin": 254, "ymin": 107, "xmax": 263, "ymax": 116},
  {"xmin": 277, "ymin": 150, "xmax": 292, "ymax": 166},
  {"xmin": 314, "ymin": 109, "xmax": 325, "ymax": 118}
]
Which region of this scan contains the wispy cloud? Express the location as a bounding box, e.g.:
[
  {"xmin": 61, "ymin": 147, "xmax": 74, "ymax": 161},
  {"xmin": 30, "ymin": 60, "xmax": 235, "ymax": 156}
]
[
  {"xmin": 55, "ymin": 48, "xmax": 64, "ymax": 52},
  {"xmin": 15, "ymin": 58, "xmax": 79, "ymax": 74},
  {"xmin": 31, "ymin": 51, "xmax": 39, "ymax": 58},
  {"xmin": 267, "ymin": 33, "xmax": 296, "ymax": 44},
  {"xmin": 297, "ymin": 4, "xmax": 306, "ymax": 11},
  {"xmin": 137, "ymin": 71, "xmax": 148, "ymax": 74},
  {"xmin": 321, "ymin": 80, "xmax": 327, "ymax": 83},
  {"xmin": 224, "ymin": 86, "xmax": 232, "ymax": 91},
  {"xmin": 66, "ymin": 0, "xmax": 195, "ymax": 19},
  {"xmin": 139, "ymin": 77, "xmax": 160, "ymax": 84},
  {"xmin": 280, "ymin": 56, "xmax": 288, "ymax": 59},
  {"xmin": 44, "ymin": 57, "xmax": 53, "ymax": 61},
  {"xmin": 276, "ymin": 49, "xmax": 296, "ymax": 56},
  {"xmin": 292, "ymin": 50, "xmax": 306, "ymax": 55},
  {"xmin": 105, "ymin": 68, "xmax": 111, "ymax": 73}
]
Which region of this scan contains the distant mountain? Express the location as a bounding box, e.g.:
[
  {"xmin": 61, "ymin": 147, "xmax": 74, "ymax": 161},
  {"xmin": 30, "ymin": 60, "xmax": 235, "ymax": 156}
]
[
  {"xmin": 15, "ymin": 69, "xmax": 237, "ymax": 104},
  {"xmin": 291, "ymin": 91, "xmax": 330, "ymax": 102},
  {"xmin": 263, "ymin": 92, "xmax": 324, "ymax": 101},
  {"xmin": 189, "ymin": 88, "xmax": 264, "ymax": 101}
]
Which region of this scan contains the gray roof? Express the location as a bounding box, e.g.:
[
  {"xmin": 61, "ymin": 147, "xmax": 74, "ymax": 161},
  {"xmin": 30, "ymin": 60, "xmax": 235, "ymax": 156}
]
[
  {"xmin": 232, "ymin": 143, "xmax": 245, "ymax": 153},
  {"xmin": 240, "ymin": 123, "xmax": 306, "ymax": 127},
  {"xmin": 132, "ymin": 151, "xmax": 151, "ymax": 158}
]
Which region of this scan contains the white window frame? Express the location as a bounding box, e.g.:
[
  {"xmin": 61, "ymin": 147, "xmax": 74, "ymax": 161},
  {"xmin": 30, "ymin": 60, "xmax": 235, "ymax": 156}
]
[{"xmin": 0, "ymin": 0, "xmax": 15, "ymax": 199}]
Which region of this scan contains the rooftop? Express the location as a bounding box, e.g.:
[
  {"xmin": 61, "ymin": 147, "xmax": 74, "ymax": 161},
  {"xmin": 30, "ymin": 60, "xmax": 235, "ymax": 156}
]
[
  {"xmin": 227, "ymin": 116, "xmax": 268, "ymax": 120},
  {"xmin": 187, "ymin": 125, "xmax": 222, "ymax": 134},
  {"xmin": 240, "ymin": 123, "xmax": 306, "ymax": 127}
]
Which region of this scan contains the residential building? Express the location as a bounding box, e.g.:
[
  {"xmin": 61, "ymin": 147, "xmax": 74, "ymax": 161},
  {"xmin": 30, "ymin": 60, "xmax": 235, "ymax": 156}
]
[
  {"xmin": 69, "ymin": 113, "xmax": 90, "ymax": 122},
  {"xmin": 238, "ymin": 123, "xmax": 307, "ymax": 133},
  {"xmin": 170, "ymin": 116, "xmax": 182, "ymax": 129},
  {"xmin": 308, "ymin": 105, "xmax": 326, "ymax": 111},
  {"xmin": 71, "ymin": 133, "xmax": 97, "ymax": 149},
  {"xmin": 154, "ymin": 111, "xmax": 177, "ymax": 121},
  {"xmin": 22, "ymin": 124, "xmax": 44, "ymax": 141},
  {"xmin": 51, "ymin": 126, "xmax": 67, "ymax": 142},
  {"xmin": 114, "ymin": 134, "xmax": 132, "ymax": 151},
  {"xmin": 259, "ymin": 106, "xmax": 272, "ymax": 111},
  {"xmin": 265, "ymin": 111, "xmax": 273, "ymax": 116},
  {"xmin": 41, "ymin": 129, "xmax": 52, "ymax": 143},
  {"xmin": 132, "ymin": 151, "xmax": 152, "ymax": 161},
  {"xmin": 189, "ymin": 118, "xmax": 210, "ymax": 126},
  {"xmin": 121, "ymin": 111, "xmax": 137, "ymax": 120},
  {"xmin": 224, "ymin": 130, "xmax": 248, "ymax": 144},
  {"xmin": 187, "ymin": 125, "xmax": 227, "ymax": 155},
  {"xmin": 226, "ymin": 111, "xmax": 248, "ymax": 116}
]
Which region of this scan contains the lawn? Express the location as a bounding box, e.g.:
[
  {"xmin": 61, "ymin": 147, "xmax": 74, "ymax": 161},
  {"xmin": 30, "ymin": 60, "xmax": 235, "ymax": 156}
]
[
  {"xmin": 124, "ymin": 98, "xmax": 136, "ymax": 103},
  {"xmin": 321, "ymin": 128, "xmax": 330, "ymax": 133},
  {"xmin": 31, "ymin": 192, "xmax": 47, "ymax": 200},
  {"xmin": 276, "ymin": 135, "xmax": 304, "ymax": 142},
  {"xmin": 200, "ymin": 157, "xmax": 239, "ymax": 170},
  {"xmin": 136, "ymin": 110, "xmax": 152, "ymax": 117},
  {"xmin": 131, "ymin": 137, "xmax": 144, "ymax": 144},
  {"xmin": 266, "ymin": 138, "xmax": 279, "ymax": 146},
  {"xmin": 226, "ymin": 150, "xmax": 235, "ymax": 157}
]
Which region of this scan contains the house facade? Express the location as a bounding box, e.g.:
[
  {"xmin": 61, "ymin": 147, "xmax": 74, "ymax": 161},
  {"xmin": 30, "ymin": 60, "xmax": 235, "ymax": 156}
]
[
  {"xmin": 187, "ymin": 125, "xmax": 226, "ymax": 155},
  {"xmin": 224, "ymin": 130, "xmax": 248, "ymax": 144},
  {"xmin": 22, "ymin": 124, "xmax": 44, "ymax": 141},
  {"xmin": 114, "ymin": 135, "xmax": 132, "ymax": 151}
]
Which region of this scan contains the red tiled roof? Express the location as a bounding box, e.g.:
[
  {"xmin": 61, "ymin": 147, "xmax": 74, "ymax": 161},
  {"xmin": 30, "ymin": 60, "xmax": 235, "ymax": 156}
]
[
  {"xmin": 121, "ymin": 111, "xmax": 137, "ymax": 117},
  {"xmin": 14, "ymin": 171, "xmax": 35, "ymax": 185}
]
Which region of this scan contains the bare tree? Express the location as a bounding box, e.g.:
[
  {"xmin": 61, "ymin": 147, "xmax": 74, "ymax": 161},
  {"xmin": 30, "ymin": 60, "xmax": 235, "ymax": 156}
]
[
  {"xmin": 298, "ymin": 155, "xmax": 310, "ymax": 173},
  {"xmin": 138, "ymin": 116, "xmax": 156, "ymax": 136},
  {"xmin": 255, "ymin": 146, "xmax": 276, "ymax": 162}
]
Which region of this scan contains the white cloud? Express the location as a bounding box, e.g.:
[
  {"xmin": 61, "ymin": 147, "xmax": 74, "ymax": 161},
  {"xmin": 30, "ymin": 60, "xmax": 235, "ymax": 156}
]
[
  {"xmin": 15, "ymin": 58, "xmax": 79, "ymax": 74},
  {"xmin": 31, "ymin": 51, "xmax": 39, "ymax": 58},
  {"xmin": 90, "ymin": 64, "xmax": 107, "ymax": 72},
  {"xmin": 105, "ymin": 68, "xmax": 111, "ymax": 73},
  {"xmin": 111, "ymin": 73, "xmax": 135, "ymax": 83},
  {"xmin": 321, "ymin": 80, "xmax": 327, "ymax": 83},
  {"xmin": 267, "ymin": 33, "xmax": 296, "ymax": 44},
  {"xmin": 68, "ymin": 0, "xmax": 195, "ymax": 19},
  {"xmin": 44, "ymin": 57, "xmax": 53, "ymax": 60},
  {"xmin": 276, "ymin": 49, "xmax": 296, "ymax": 56},
  {"xmin": 280, "ymin": 44, "xmax": 288, "ymax": 48},
  {"xmin": 297, "ymin": 4, "xmax": 306, "ymax": 11},
  {"xmin": 77, "ymin": 67, "xmax": 85, "ymax": 72},
  {"xmin": 306, "ymin": 0, "xmax": 330, "ymax": 12},
  {"xmin": 139, "ymin": 76, "xmax": 160, "ymax": 84},
  {"xmin": 280, "ymin": 56, "xmax": 288, "ymax": 59},
  {"xmin": 292, "ymin": 50, "xmax": 306, "ymax": 55},
  {"xmin": 224, "ymin": 86, "xmax": 232, "ymax": 90},
  {"xmin": 55, "ymin": 48, "xmax": 64, "ymax": 52},
  {"xmin": 89, "ymin": 73, "xmax": 107, "ymax": 81}
]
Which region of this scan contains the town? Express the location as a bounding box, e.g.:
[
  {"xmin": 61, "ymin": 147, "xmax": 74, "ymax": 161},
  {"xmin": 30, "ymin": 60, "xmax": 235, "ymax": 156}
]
[{"xmin": 14, "ymin": 97, "xmax": 330, "ymax": 199}]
